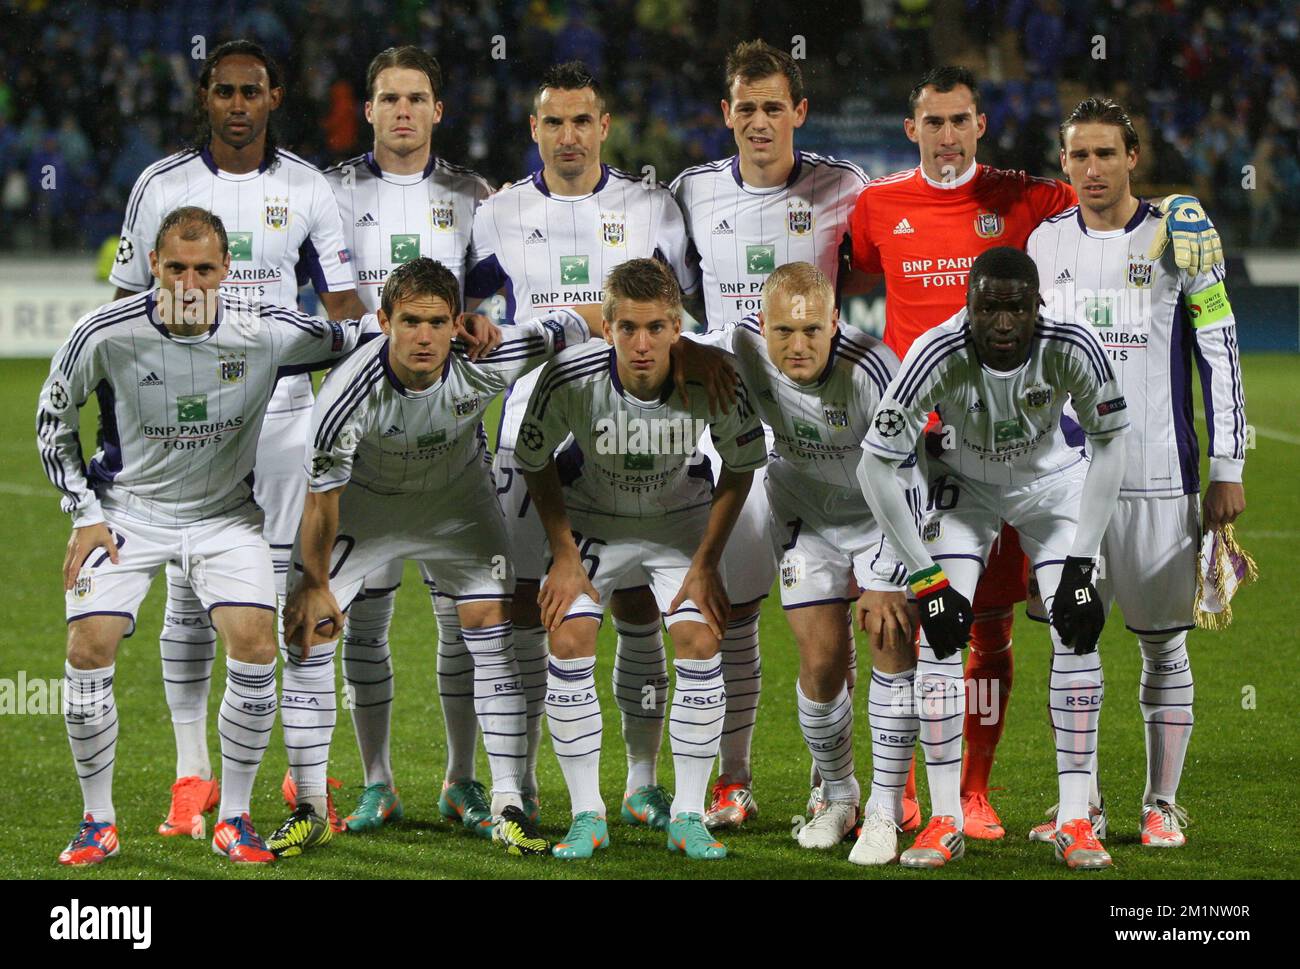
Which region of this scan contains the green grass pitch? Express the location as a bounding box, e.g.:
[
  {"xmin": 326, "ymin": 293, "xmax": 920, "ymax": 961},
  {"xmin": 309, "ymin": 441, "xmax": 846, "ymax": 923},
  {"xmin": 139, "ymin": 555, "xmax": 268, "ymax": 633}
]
[{"xmin": 1, "ymin": 354, "xmax": 1294, "ymax": 880}]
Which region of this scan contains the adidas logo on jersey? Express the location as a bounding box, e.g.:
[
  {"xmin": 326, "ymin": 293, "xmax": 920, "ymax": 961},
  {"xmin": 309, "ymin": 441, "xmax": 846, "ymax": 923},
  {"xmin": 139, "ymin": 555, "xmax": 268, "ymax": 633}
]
[
  {"xmin": 893, "ymin": 218, "xmax": 915, "ymax": 235},
  {"xmin": 712, "ymin": 220, "xmax": 734, "ymax": 235},
  {"xmin": 138, "ymin": 371, "xmax": 162, "ymax": 387},
  {"xmin": 356, "ymin": 212, "xmax": 378, "ymax": 227},
  {"xmin": 968, "ymin": 398, "xmax": 987, "ymax": 413},
  {"xmin": 382, "ymin": 424, "xmax": 404, "ymax": 437},
  {"xmin": 1056, "ymin": 269, "xmax": 1073, "ymax": 283},
  {"xmin": 524, "ymin": 228, "xmax": 547, "ymax": 245}
]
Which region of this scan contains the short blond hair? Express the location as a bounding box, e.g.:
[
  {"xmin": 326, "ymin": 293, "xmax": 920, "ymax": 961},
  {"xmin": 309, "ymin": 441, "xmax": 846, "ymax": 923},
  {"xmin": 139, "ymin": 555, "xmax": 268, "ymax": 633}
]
[
  {"xmin": 761, "ymin": 262, "xmax": 834, "ymax": 318},
  {"xmin": 602, "ymin": 258, "xmax": 683, "ymax": 321}
]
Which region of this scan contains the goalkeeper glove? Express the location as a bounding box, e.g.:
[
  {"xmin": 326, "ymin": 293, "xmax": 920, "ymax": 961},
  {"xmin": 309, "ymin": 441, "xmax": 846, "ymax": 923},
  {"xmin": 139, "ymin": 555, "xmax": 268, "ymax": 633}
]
[
  {"xmin": 909, "ymin": 565, "xmax": 973, "ymax": 660},
  {"xmin": 1147, "ymin": 194, "xmax": 1223, "ymax": 276},
  {"xmin": 1051, "ymin": 556, "xmax": 1105, "ymax": 655}
]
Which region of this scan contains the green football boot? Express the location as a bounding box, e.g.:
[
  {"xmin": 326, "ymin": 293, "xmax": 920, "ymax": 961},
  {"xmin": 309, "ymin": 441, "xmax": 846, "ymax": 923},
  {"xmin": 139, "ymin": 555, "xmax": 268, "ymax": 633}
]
[
  {"xmin": 667, "ymin": 812, "xmax": 727, "ymax": 860},
  {"xmin": 552, "ymin": 811, "xmax": 609, "ymax": 860},
  {"xmin": 343, "ymin": 782, "xmax": 404, "ymax": 834},
  {"xmin": 266, "ymin": 803, "xmax": 334, "ymax": 857},
  {"xmin": 492, "ymin": 805, "xmax": 550, "ymax": 856},
  {"xmin": 438, "ymin": 779, "xmax": 495, "ymax": 840},
  {"xmin": 621, "ymin": 785, "xmax": 672, "ymax": 831}
]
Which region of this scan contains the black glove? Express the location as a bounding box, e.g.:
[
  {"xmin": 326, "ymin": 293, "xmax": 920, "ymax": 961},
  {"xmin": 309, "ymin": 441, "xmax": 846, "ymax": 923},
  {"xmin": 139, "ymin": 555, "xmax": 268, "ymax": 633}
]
[
  {"xmin": 910, "ymin": 567, "xmax": 973, "ymax": 660},
  {"xmin": 1051, "ymin": 556, "xmax": 1105, "ymax": 654}
]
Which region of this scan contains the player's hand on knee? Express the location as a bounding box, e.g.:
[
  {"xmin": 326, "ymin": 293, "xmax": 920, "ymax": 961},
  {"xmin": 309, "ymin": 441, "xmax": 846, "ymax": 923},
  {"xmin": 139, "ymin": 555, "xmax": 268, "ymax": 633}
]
[
  {"xmin": 1202, "ymin": 481, "xmax": 1245, "ymax": 531},
  {"xmin": 539, "ymin": 554, "xmax": 598, "ymax": 632},
  {"xmin": 858, "ymin": 589, "xmax": 913, "ymax": 652},
  {"xmin": 283, "ymin": 585, "xmax": 344, "ymax": 657},
  {"xmin": 672, "ymin": 562, "xmax": 730, "ymax": 639},
  {"xmin": 909, "ymin": 566, "xmax": 972, "ymax": 660},
  {"xmin": 456, "ymin": 312, "xmax": 501, "ymax": 361},
  {"xmin": 63, "ymin": 523, "xmax": 118, "ymax": 591},
  {"xmin": 1050, "ymin": 557, "xmax": 1105, "ymax": 655}
]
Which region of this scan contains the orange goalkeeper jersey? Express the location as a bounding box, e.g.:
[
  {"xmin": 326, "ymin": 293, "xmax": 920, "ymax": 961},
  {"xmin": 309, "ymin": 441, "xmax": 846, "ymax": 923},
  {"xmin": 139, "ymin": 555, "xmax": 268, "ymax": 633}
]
[{"xmin": 849, "ymin": 163, "xmax": 1077, "ymax": 358}]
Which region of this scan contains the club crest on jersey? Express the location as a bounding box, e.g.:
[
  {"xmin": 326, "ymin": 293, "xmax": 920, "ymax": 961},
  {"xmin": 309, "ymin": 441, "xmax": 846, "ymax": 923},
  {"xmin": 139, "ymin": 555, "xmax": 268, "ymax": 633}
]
[
  {"xmin": 430, "ymin": 200, "xmax": 455, "ymax": 232},
  {"xmin": 1127, "ymin": 260, "xmax": 1153, "ymax": 288},
  {"xmin": 264, "ymin": 198, "xmax": 290, "ymax": 230},
  {"xmin": 1022, "ymin": 384, "xmax": 1052, "ymax": 409},
  {"xmin": 453, "ymin": 393, "xmax": 480, "ymax": 417},
  {"xmin": 823, "ymin": 405, "xmax": 849, "ymax": 428},
  {"xmin": 219, "ymin": 353, "xmax": 246, "ymax": 384},
  {"xmin": 787, "ymin": 200, "xmax": 813, "ymax": 236},
  {"xmin": 973, "ymin": 210, "xmax": 1004, "ymax": 239},
  {"xmin": 311, "ymin": 455, "xmax": 333, "ymax": 477},
  {"xmin": 72, "ymin": 571, "xmax": 94, "ymax": 601},
  {"xmin": 600, "ymin": 213, "xmax": 625, "ymax": 247},
  {"xmin": 922, "ymin": 520, "xmax": 942, "ymax": 543},
  {"xmin": 780, "ymin": 553, "xmax": 806, "ymax": 589}
]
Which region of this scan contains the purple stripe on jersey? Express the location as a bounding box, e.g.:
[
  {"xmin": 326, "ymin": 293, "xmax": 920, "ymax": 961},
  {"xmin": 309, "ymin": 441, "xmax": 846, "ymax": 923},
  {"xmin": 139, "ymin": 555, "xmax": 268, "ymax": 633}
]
[
  {"xmin": 298, "ymin": 239, "xmax": 328, "ymax": 294},
  {"xmin": 200, "ymin": 145, "xmax": 271, "ymax": 176},
  {"xmin": 530, "ymin": 164, "xmax": 610, "ymax": 197},
  {"xmin": 1169, "ymin": 301, "xmax": 1201, "ymax": 495},
  {"xmin": 464, "ymin": 254, "xmax": 510, "ymax": 313},
  {"xmin": 895, "ymin": 330, "xmax": 968, "ymax": 405},
  {"xmin": 125, "ymin": 150, "xmax": 198, "ymax": 232},
  {"xmin": 1060, "ymin": 412, "xmax": 1085, "ymax": 449},
  {"xmin": 1075, "ymin": 199, "xmax": 1152, "ymax": 235},
  {"xmin": 87, "ymin": 380, "xmax": 122, "ymax": 485}
]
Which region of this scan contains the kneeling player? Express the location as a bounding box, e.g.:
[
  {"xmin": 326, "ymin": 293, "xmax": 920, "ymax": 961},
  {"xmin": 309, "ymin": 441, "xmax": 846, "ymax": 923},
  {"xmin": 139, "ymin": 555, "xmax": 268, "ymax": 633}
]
[
  {"xmin": 279, "ymin": 257, "xmax": 592, "ymax": 857},
  {"xmin": 686, "ymin": 263, "xmax": 922, "ymax": 863},
  {"xmin": 516, "ymin": 259, "xmax": 766, "ymax": 860},
  {"xmin": 859, "ymin": 247, "xmax": 1129, "ymax": 870}
]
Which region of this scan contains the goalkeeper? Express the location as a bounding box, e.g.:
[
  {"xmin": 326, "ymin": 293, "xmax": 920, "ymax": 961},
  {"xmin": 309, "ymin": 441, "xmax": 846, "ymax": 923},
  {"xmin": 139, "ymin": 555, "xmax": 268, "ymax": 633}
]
[{"xmin": 857, "ymin": 247, "xmax": 1128, "ymax": 872}]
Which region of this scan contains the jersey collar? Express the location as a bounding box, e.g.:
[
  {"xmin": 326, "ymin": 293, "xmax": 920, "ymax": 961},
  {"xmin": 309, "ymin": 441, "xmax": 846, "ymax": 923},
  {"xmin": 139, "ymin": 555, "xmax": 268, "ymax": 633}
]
[
  {"xmin": 730, "ymin": 150, "xmax": 804, "ymax": 192},
  {"xmin": 607, "ymin": 346, "xmax": 673, "ymax": 405},
  {"xmin": 380, "ymin": 337, "xmax": 452, "ymax": 396},
  {"xmin": 918, "ymin": 160, "xmax": 979, "ymax": 191},
  {"xmin": 531, "ymin": 164, "xmax": 610, "ymax": 199},
  {"xmin": 364, "ymin": 151, "xmax": 438, "ymax": 180},
  {"xmin": 200, "ymin": 145, "xmax": 272, "ymax": 177},
  {"xmin": 1074, "ymin": 198, "xmax": 1152, "ymax": 236},
  {"xmin": 144, "ymin": 290, "xmax": 222, "ymax": 340}
]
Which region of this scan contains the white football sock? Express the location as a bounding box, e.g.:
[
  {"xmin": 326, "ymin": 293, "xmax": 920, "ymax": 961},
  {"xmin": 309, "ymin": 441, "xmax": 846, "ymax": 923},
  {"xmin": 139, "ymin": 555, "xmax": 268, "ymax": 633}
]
[
  {"xmin": 669, "ymin": 657, "xmax": 726, "ymax": 817},
  {"xmin": 64, "ymin": 662, "xmax": 118, "ymax": 825},
  {"xmin": 461, "ymin": 621, "xmax": 525, "ymax": 806},
  {"xmin": 916, "ymin": 642, "xmax": 965, "ymax": 827},
  {"xmin": 1139, "ymin": 632, "xmax": 1193, "ymax": 804},
  {"xmin": 160, "ymin": 567, "xmax": 215, "ymax": 780},
  {"xmin": 718, "ymin": 612, "xmax": 760, "ymax": 783},
  {"xmin": 342, "ymin": 589, "xmax": 395, "ymax": 788},
  {"xmin": 434, "ymin": 596, "xmax": 477, "ymax": 783},
  {"xmin": 546, "ymin": 655, "xmax": 603, "ymax": 816},
  {"xmin": 513, "ymin": 623, "xmax": 548, "ymax": 797},
  {"xmin": 866, "ymin": 667, "xmax": 917, "ymax": 824},
  {"xmin": 613, "ymin": 618, "xmax": 666, "ymax": 791},
  {"xmin": 1050, "ymin": 645, "xmax": 1104, "ymax": 828},
  {"xmin": 218, "ymin": 657, "xmax": 277, "ymax": 819},
  {"xmin": 280, "ymin": 635, "xmax": 337, "ymax": 801},
  {"xmin": 796, "ymin": 682, "xmax": 859, "ymax": 803}
]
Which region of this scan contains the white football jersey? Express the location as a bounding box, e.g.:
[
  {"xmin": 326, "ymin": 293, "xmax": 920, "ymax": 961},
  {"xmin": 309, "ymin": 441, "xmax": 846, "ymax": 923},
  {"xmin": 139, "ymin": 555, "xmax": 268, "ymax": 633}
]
[
  {"xmin": 307, "ymin": 311, "xmax": 587, "ymax": 496},
  {"xmin": 1027, "ymin": 201, "xmax": 1246, "ymax": 496},
  {"xmin": 697, "ymin": 318, "xmax": 903, "ymax": 503},
  {"xmin": 323, "ymin": 152, "xmax": 492, "ymax": 312},
  {"xmin": 863, "ymin": 309, "xmax": 1130, "ymax": 486},
  {"xmin": 37, "ymin": 291, "xmax": 377, "ymax": 528},
  {"xmin": 109, "ymin": 147, "xmax": 357, "ymax": 415},
  {"xmin": 514, "ymin": 341, "xmax": 767, "ymax": 518},
  {"xmin": 464, "ymin": 164, "xmax": 696, "ymax": 450},
  {"xmin": 670, "ymin": 151, "xmax": 868, "ymax": 328}
]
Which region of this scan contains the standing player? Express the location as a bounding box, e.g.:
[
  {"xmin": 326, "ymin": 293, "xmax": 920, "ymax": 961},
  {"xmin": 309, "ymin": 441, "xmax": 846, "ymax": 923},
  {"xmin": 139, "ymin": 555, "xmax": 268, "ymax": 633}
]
[
  {"xmin": 685, "ymin": 263, "xmax": 923, "ymax": 862},
  {"xmin": 465, "ymin": 62, "xmax": 696, "ymax": 831},
  {"xmin": 515, "ymin": 259, "xmax": 767, "ymax": 860},
  {"xmin": 1027, "ymin": 97, "xmax": 1246, "ymax": 848},
  {"xmin": 670, "ymin": 40, "xmax": 871, "ymax": 829},
  {"xmin": 320, "ymin": 46, "xmax": 493, "ymax": 834},
  {"xmin": 858, "ymin": 246, "xmax": 1129, "ymax": 870},
  {"xmin": 849, "ymin": 66, "xmax": 1224, "ymax": 839},
  {"xmin": 42, "ymin": 207, "xmax": 376, "ymax": 866},
  {"xmin": 275, "ymin": 257, "xmax": 594, "ymax": 858},
  {"xmin": 108, "ymin": 40, "xmax": 368, "ymax": 838}
]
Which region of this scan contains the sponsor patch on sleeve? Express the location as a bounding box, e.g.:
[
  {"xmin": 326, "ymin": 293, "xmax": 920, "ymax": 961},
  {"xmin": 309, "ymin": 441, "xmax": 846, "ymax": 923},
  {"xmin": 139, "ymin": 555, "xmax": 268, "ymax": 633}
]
[
  {"xmin": 337, "ymin": 248, "xmax": 351, "ymax": 264},
  {"xmin": 736, "ymin": 426, "xmax": 763, "ymax": 447},
  {"xmin": 1186, "ymin": 281, "xmax": 1231, "ymax": 328},
  {"xmin": 1096, "ymin": 396, "xmax": 1128, "ymax": 416},
  {"xmin": 330, "ymin": 321, "xmax": 344, "ymax": 352},
  {"xmin": 542, "ymin": 317, "xmax": 567, "ymax": 352}
]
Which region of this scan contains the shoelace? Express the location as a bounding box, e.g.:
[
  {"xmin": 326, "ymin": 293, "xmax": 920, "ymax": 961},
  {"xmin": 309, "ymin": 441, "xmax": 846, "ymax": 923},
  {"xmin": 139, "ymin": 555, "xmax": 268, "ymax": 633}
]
[
  {"xmin": 72, "ymin": 819, "xmax": 105, "ymax": 848},
  {"xmin": 356, "ymin": 785, "xmax": 390, "ymax": 816},
  {"xmin": 231, "ymin": 816, "xmax": 266, "ymax": 846},
  {"xmin": 1152, "ymin": 801, "xmax": 1190, "ymax": 832}
]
